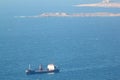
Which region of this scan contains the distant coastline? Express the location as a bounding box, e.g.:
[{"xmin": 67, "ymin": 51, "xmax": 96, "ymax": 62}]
[{"xmin": 15, "ymin": 12, "xmax": 120, "ymax": 18}]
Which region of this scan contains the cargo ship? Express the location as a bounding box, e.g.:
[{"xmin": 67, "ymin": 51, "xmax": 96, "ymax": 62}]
[{"xmin": 25, "ymin": 64, "xmax": 59, "ymax": 75}]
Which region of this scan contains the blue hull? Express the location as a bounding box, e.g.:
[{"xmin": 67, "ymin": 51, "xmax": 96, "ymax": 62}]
[{"xmin": 26, "ymin": 69, "xmax": 59, "ymax": 75}]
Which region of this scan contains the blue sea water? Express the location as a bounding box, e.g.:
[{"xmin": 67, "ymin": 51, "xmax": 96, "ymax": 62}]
[
  {"xmin": 0, "ymin": 16, "xmax": 120, "ymax": 80},
  {"xmin": 1, "ymin": 2, "xmax": 120, "ymax": 79}
]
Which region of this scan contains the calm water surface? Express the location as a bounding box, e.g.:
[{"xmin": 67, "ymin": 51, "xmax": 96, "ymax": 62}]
[{"xmin": 0, "ymin": 15, "xmax": 120, "ymax": 80}]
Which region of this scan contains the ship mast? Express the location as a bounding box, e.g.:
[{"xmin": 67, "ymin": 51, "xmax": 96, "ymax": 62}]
[
  {"xmin": 29, "ymin": 64, "xmax": 31, "ymax": 70},
  {"xmin": 39, "ymin": 64, "xmax": 43, "ymax": 70}
]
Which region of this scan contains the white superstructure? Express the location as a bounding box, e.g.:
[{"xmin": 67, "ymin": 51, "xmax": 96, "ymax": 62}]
[{"xmin": 47, "ymin": 64, "xmax": 56, "ymax": 71}]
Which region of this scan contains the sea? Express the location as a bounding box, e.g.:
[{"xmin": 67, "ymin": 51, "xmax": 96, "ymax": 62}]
[{"xmin": 0, "ymin": 2, "xmax": 120, "ymax": 80}]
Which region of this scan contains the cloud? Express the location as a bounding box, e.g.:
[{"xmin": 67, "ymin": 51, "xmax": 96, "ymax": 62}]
[
  {"xmin": 14, "ymin": 12, "xmax": 120, "ymax": 18},
  {"xmin": 73, "ymin": 0, "xmax": 120, "ymax": 8}
]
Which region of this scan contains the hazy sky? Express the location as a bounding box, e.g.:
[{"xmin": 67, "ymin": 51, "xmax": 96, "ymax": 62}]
[
  {"xmin": 0, "ymin": 0, "xmax": 120, "ymax": 16},
  {"xmin": 0, "ymin": 0, "xmax": 80, "ymax": 15},
  {"xmin": 1, "ymin": 0, "xmax": 120, "ymax": 9}
]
